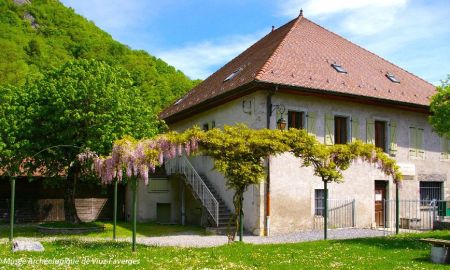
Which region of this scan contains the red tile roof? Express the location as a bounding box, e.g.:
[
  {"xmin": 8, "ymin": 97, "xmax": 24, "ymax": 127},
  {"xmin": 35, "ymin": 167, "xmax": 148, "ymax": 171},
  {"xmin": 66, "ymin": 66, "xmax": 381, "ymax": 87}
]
[{"xmin": 160, "ymin": 15, "xmax": 436, "ymax": 121}]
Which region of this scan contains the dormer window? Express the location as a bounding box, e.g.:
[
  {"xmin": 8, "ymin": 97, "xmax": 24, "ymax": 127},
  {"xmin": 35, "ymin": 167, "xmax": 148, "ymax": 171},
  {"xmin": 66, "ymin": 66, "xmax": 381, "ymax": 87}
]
[
  {"xmin": 386, "ymin": 73, "xmax": 400, "ymax": 83},
  {"xmin": 331, "ymin": 63, "xmax": 347, "ymax": 73},
  {"xmin": 224, "ymin": 68, "xmax": 242, "ymax": 82}
]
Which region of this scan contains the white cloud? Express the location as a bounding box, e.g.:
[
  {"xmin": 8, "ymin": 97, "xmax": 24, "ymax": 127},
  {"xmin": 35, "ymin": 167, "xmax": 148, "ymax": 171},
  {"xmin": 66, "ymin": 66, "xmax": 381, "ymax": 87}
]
[
  {"xmin": 279, "ymin": 0, "xmax": 407, "ymax": 17},
  {"xmin": 155, "ymin": 33, "xmax": 265, "ymax": 79},
  {"xmin": 278, "ymin": 0, "xmax": 408, "ymax": 36}
]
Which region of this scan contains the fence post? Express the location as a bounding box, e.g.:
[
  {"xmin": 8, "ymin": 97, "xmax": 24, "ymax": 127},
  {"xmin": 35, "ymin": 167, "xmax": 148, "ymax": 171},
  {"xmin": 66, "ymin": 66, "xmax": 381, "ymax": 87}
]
[
  {"xmin": 132, "ymin": 177, "xmax": 137, "ymax": 252},
  {"xmin": 113, "ymin": 179, "xmax": 118, "ymax": 240},
  {"xmin": 9, "ymin": 177, "xmax": 15, "ymax": 243},
  {"xmin": 395, "ymin": 183, "xmax": 399, "ymax": 235},
  {"xmin": 383, "ymin": 199, "xmax": 387, "ymax": 236},
  {"xmin": 352, "ymin": 199, "xmax": 355, "ymax": 227},
  {"xmin": 324, "ymin": 181, "xmax": 328, "ymax": 240}
]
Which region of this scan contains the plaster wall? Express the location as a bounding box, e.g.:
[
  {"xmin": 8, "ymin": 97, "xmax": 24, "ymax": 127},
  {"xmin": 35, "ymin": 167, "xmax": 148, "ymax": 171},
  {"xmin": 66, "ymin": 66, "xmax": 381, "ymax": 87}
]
[
  {"xmin": 164, "ymin": 90, "xmax": 449, "ymax": 235},
  {"xmin": 169, "ymin": 92, "xmax": 268, "ymax": 235},
  {"xmin": 125, "ymin": 177, "xmax": 201, "ymax": 225},
  {"xmin": 268, "ymin": 92, "xmax": 450, "ymax": 233}
]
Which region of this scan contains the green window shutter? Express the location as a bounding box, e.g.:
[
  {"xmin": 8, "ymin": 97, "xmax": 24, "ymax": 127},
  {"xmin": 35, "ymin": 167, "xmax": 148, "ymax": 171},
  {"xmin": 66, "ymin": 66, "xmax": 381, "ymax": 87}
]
[
  {"xmin": 366, "ymin": 118, "xmax": 375, "ymax": 144},
  {"xmin": 389, "ymin": 121, "xmax": 398, "ymax": 156},
  {"xmin": 441, "ymin": 137, "xmax": 449, "ymax": 160},
  {"xmin": 208, "ymin": 121, "xmax": 215, "ymax": 130},
  {"xmin": 324, "ymin": 113, "xmax": 334, "ymax": 145},
  {"xmin": 409, "ymin": 127, "xmax": 417, "ymax": 158},
  {"xmin": 307, "ymin": 112, "xmax": 317, "ymax": 135},
  {"xmin": 417, "ymin": 128, "xmax": 425, "ymax": 159},
  {"xmin": 351, "ymin": 117, "xmax": 359, "ymax": 142}
]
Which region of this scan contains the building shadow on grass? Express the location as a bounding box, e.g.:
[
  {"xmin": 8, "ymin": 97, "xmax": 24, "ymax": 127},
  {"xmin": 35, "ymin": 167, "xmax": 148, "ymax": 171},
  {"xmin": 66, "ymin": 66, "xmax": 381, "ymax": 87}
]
[{"xmin": 334, "ymin": 235, "xmax": 429, "ymax": 251}]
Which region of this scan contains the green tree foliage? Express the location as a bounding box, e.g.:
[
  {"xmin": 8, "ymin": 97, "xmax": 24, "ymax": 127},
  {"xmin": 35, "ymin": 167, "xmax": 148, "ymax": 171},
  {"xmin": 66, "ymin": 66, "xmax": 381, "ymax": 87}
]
[
  {"xmin": 0, "ymin": 0, "xmax": 197, "ymax": 110},
  {"xmin": 430, "ymin": 75, "xmax": 450, "ymax": 138},
  {"xmin": 0, "ymin": 85, "xmax": 27, "ymax": 175},
  {"xmin": 18, "ymin": 59, "xmax": 161, "ymax": 223}
]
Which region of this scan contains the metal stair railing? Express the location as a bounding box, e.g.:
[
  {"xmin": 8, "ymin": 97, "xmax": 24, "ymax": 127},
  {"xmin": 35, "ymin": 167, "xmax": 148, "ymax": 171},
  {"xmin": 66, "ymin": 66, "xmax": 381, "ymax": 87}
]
[{"xmin": 165, "ymin": 156, "xmax": 219, "ymax": 227}]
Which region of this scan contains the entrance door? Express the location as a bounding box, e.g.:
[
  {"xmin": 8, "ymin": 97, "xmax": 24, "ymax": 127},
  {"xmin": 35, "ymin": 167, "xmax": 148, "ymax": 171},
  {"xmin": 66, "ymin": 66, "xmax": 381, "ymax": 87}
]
[{"xmin": 375, "ymin": 181, "xmax": 387, "ymax": 227}]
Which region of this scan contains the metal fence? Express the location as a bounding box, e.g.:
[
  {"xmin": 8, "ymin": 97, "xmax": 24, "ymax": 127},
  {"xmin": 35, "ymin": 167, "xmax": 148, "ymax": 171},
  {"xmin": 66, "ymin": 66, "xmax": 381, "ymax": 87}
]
[
  {"xmin": 382, "ymin": 200, "xmax": 450, "ymax": 233},
  {"xmin": 313, "ymin": 198, "xmax": 355, "ymax": 230}
]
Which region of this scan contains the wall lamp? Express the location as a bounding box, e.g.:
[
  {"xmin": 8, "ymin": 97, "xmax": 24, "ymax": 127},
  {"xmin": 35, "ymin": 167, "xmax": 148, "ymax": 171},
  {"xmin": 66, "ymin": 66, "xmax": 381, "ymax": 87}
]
[{"xmin": 271, "ymin": 104, "xmax": 286, "ymax": 130}]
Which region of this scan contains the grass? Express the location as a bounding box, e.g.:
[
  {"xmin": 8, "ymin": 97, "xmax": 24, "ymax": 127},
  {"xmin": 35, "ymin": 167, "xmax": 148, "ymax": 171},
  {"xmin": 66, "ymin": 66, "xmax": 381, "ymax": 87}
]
[
  {"xmin": 0, "ymin": 226, "xmax": 449, "ymax": 269},
  {"xmin": 37, "ymin": 221, "xmax": 104, "ymax": 228},
  {"xmin": 0, "ymin": 221, "xmax": 208, "ymax": 239}
]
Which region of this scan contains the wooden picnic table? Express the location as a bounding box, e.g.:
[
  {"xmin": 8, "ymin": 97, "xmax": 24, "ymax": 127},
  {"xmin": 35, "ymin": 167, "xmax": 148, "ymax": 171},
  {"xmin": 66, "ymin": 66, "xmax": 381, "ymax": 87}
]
[{"xmin": 421, "ymin": 238, "xmax": 450, "ymax": 264}]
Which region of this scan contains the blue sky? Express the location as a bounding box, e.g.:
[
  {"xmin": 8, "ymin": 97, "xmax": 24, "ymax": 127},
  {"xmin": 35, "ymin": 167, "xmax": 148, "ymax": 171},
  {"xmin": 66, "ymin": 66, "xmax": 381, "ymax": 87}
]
[{"xmin": 60, "ymin": 0, "xmax": 450, "ymax": 85}]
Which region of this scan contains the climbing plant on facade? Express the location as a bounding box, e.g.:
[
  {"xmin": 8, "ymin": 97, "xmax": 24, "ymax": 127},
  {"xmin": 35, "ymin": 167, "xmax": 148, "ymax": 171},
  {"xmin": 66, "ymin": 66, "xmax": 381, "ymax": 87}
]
[{"xmin": 79, "ymin": 125, "xmax": 402, "ymax": 243}]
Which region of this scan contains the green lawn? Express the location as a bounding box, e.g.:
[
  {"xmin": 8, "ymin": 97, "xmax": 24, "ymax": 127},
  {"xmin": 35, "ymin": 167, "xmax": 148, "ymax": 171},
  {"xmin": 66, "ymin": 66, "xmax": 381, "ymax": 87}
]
[
  {"xmin": 0, "ymin": 221, "xmax": 208, "ymax": 239},
  {"xmin": 0, "ymin": 226, "xmax": 449, "ymax": 269}
]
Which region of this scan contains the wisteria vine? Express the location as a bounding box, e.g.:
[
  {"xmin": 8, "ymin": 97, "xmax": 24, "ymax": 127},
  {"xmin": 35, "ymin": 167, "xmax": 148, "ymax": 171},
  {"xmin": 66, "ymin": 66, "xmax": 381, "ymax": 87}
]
[
  {"xmin": 77, "ymin": 126, "xmax": 403, "ymax": 187},
  {"xmin": 77, "ymin": 131, "xmax": 200, "ymax": 185}
]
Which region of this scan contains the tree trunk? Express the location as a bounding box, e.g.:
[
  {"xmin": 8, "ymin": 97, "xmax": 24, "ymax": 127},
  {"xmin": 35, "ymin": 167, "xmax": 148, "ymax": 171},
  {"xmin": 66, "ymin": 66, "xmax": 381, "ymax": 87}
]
[
  {"xmin": 64, "ymin": 162, "xmax": 81, "ymax": 224},
  {"xmin": 228, "ymin": 187, "xmax": 245, "ymax": 242}
]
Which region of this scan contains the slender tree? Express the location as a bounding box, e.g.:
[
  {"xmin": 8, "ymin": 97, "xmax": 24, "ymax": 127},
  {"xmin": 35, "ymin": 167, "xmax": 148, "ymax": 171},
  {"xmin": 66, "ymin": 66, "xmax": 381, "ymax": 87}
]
[
  {"xmin": 430, "ymin": 75, "xmax": 450, "ymax": 138},
  {"xmin": 19, "ymin": 59, "xmax": 161, "ymax": 223}
]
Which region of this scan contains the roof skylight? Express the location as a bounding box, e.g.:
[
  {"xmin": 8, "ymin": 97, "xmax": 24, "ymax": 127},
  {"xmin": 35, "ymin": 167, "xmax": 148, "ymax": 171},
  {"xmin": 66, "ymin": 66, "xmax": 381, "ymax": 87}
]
[
  {"xmin": 224, "ymin": 68, "xmax": 242, "ymax": 82},
  {"xmin": 331, "ymin": 63, "xmax": 347, "ymax": 73},
  {"xmin": 386, "ymin": 73, "xmax": 400, "ymax": 83},
  {"xmin": 174, "ymin": 98, "xmax": 183, "ymax": 105}
]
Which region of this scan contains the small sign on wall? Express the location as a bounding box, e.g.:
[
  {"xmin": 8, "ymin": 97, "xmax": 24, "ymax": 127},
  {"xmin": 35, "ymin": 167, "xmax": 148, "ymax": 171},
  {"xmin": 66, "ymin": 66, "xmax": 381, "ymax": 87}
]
[
  {"xmin": 375, "ymin": 192, "xmax": 383, "ymax": 201},
  {"xmin": 397, "ymin": 163, "xmax": 416, "ymax": 177}
]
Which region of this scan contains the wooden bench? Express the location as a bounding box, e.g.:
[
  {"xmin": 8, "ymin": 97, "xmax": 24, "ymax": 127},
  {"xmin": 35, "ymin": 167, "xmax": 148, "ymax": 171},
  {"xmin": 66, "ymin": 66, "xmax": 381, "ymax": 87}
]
[{"xmin": 421, "ymin": 238, "xmax": 450, "ymax": 264}]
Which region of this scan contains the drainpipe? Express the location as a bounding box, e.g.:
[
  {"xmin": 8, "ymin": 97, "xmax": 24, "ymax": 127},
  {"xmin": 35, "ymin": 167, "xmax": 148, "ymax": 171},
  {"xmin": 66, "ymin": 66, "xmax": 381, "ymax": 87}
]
[{"xmin": 265, "ymin": 86, "xmax": 278, "ymax": 236}]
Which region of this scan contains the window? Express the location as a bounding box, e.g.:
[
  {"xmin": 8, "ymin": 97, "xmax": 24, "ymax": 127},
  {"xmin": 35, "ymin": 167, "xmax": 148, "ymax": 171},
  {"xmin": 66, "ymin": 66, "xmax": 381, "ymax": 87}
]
[
  {"xmin": 288, "ymin": 111, "xmax": 305, "ymax": 129},
  {"xmin": 334, "ymin": 116, "xmax": 349, "ymax": 144},
  {"xmin": 420, "ymin": 182, "xmax": 442, "ymax": 202},
  {"xmin": 223, "ymin": 68, "xmax": 242, "ymax": 82},
  {"xmin": 315, "ymin": 189, "xmax": 325, "ymax": 216},
  {"xmin": 375, "ymin": 121, "xmax": 387, "ymax": 152},
  {"xmin": 331, "ymin": 63, "xmax": 347, "ymax": 73},
  {"xmin": 386, "ymin": 73, "xmax": 400, "ymax": 83},
  {"xmin": 409, "ymin": 126, "xmax": 425, "ymax": 159},
  {"xmin": 148, "ymin": 178, "xmax": 169, "ymax": 193},
  {"xmin": 202, "ymin": 121, "xmax": 215, "ymax": 131}
]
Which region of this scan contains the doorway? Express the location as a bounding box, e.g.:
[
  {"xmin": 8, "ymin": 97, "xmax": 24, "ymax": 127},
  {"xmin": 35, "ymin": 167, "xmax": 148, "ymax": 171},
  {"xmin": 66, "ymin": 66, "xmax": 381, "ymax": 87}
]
[{"xmin": 375, "ymin": 181, "xmax": 387, "ymax": 227}]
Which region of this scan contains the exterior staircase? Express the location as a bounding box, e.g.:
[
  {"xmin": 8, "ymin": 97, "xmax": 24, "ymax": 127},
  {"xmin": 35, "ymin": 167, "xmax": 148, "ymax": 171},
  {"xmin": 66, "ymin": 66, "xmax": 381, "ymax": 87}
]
[
  {"xmin": 165, "ymin": 156, "xmax": 234, "ymax": 232},
  {"xmin": 198, "ymin": 174, "xmax": 234, "ymax": 231}
]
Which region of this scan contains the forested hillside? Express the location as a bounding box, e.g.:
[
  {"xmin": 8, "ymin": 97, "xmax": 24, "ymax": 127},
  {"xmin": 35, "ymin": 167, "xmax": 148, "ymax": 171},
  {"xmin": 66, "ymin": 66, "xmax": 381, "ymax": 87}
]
[{"xmin": 0, "ymin": 0, "xmax": 198, "ymax": 110}]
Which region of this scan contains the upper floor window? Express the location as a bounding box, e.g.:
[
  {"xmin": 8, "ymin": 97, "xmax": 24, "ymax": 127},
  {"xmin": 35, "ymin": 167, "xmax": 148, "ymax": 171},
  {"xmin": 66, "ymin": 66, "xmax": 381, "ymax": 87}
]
[
  {"xmin": 335, "ymin": 116, "xmax": 349, "ymax": 144},
  {"xmin": 375, "ymin": 121, "xmax": 387, "ymax": 152},
  {"xmin": 288, "ymin": 110, "xmax": 305, "ymax": 129},
  {"xmin": 202, "ymin": 121, "xmax": 215, "ymax": 131}
]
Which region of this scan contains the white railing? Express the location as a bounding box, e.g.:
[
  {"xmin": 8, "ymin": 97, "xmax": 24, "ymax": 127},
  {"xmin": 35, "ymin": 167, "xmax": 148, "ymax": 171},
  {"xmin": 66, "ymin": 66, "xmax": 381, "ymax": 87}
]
[{"xmin": 165, "ymin": 156, "xmax": 220, "ymax": 227}]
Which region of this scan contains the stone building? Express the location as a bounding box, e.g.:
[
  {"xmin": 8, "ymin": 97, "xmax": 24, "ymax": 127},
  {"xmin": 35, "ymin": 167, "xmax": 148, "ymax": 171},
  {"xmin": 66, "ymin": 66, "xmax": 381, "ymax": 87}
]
[{"xmin": 127, "ymin": 14, "xmax": 449, "ymax": 235}]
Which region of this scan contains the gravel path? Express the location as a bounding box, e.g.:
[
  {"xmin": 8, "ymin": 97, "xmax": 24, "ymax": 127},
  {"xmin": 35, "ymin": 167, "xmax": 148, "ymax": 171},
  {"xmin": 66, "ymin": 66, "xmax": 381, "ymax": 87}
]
[
  {"xmin": 136, "ymin": 228, "xmax": 389, "ymax": 248},
  {"xmin": 2, "ymin": 228, "xmax": 390, "ymax": 248}
]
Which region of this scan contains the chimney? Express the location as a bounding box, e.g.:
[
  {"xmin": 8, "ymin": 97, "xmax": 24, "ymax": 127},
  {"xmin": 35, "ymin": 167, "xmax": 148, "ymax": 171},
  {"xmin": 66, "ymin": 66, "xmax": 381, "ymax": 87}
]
[
  {"xmin": 299, "ymin": 9, "xmax": 303, "ymax": 17},
  {"xmin": 271, "ymin": 26, "xmax": 275, "ymax": 32}
]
